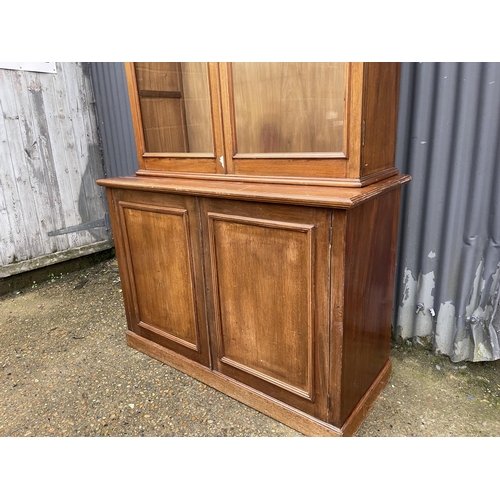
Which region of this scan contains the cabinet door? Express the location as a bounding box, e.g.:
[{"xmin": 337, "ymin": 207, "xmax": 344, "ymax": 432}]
[
  {"xmin": 110, "ymin": 189, "xmax": 211, "ymax": 367},
  {"xmin": 218, "ymin": 62, "xmax": 360, "ymax": 180},
  {"xmin": 200, "ymin": 199, "xmax": 331, "ymax": 419},
  {"xmin": 126, "ymin": 62, "xmax": 225, "ymax": 174}
]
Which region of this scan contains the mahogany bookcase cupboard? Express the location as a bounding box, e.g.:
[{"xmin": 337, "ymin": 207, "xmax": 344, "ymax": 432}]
[{"xmin": 97, "ymin": 62, "xmax": 410, "ymax": 437}]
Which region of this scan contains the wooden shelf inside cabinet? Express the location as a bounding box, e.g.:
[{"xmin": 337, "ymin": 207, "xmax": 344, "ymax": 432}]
[
  {"xmin": 97, "ymin": 174, "xmax": 410, "ymax": 436},
  {"xmin": 125, "ymin": 62, "xmax": 402, "ymax": 187}
]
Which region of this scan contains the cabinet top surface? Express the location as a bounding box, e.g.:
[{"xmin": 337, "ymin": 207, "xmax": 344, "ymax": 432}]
[{"xmin": 97, "ymin": 174, "xmax": 411, "ymax": 209}]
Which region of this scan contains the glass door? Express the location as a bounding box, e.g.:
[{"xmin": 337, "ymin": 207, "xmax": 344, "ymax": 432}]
[
  {"xmin": 219, "ymin": 62, "xmax": 354, "ymax": 179},
  {"xmin": 126, "ymin": 62, "xmax": 225, "ymax": 174}
]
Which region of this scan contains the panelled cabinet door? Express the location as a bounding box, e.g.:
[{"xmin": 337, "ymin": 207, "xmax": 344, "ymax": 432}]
[
  {"xmin": 110, "ymin": 189, "xmax": 211, "ymax": 367},
  {"xmin": 200, "ymin": 199, "xmax": 331, "ymax": 420}
]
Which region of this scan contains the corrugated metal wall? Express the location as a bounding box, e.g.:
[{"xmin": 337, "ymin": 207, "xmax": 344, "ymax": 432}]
[
  {"xmin": 395, "ymin": 62, "xmax": 500, "ymax": 362},
  {"xmin": 89, "ymin": 63, "xmax": 139, "ymax": 178},
  {"xmin": 90, "ymin": 62, "xmax": 500, "ymax": 362},
  {"xmin": 0, "ymin": 62, "xmax": 112, "ymax": 278}
]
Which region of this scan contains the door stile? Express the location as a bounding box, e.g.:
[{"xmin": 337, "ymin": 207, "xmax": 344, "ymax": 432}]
[
  {"xmin": 207, "ymin": 62, "xmax": 227, "ymax": 175},
  {"xmin": 218, "ymin": 63, "xmax": 236, "ymax": 174}
]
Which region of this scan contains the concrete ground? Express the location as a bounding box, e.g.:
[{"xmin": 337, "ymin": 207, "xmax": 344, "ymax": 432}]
[{"xmin": 1, "ymin": 253, "xmax": 500, "ymax": 437}]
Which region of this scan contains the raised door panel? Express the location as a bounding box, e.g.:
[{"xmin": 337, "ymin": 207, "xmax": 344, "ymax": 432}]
[
  {"xmin": 201, "ymin": 199, "xmax": 330, "ymax": 419},
  {"xmin": 112, "ymin": 189, "xmax": 210, "ymax": 367}
]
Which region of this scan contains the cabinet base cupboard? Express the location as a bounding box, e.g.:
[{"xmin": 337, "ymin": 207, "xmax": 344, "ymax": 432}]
[
  {"xmin": 98, "ymin": 62, "xmax": 410, "ymax": 436},
  {"xmin": 98, "ymin": 175, "xmax": 410, "ymax": 436}
]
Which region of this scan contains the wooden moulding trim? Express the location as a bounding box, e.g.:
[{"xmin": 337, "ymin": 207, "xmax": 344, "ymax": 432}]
[
  {"xmin": 143, "ymin": 153, "xmax": 214, "ymax": 159},
  {"xmin": 138, "ymin": 321, "xmax": 199, "ymax": 352},
  {"xmin": 358, "ymin": 167, "xmax": 399, "ymax": 187},
  {"xmin": 219, "ymin": 356, "xmax": 312, "ymax": 400},
  {"xmin": 140, "ymin": 159, "xmax": 348, "ymax": 179},
  {"xmin": 349, "ymin": 175, "xmax": 411, "ymax": 207},
  {"xmin": 135, "ymin": 168, "xmax": 400, "ymax": 188},
  {"xmin": 126, "ymin": 331, "xmax": 342, "ymax": 437},
  {"xmin": 97, "ymin": 174, "xmax": 411, "ymax": 210},
  {"xmin": 136, "ymin": 169, "xmax": 365, "ymax": 187},
  {"xmin": 234, "ymin": 152, "xmax": 346, "ymax": 159}
]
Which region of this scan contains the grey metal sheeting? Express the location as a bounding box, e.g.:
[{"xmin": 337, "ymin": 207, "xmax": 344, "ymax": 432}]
[
  {"xmin": 395, "ymin": 62, "xmax": 500, "ymax": 361},
  {"xmin": 89, "ymin": 62, "xmax": 500, "ymax": 362},
  {"xmin": 89, "ymin": 63, "xmax": 139, "ymax": 178}
]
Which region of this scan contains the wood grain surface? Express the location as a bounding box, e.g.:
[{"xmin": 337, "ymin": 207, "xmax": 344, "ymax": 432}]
[
  {"xmin": 109, "ymin": 188, "xmax": 211, "ymax": 367},
  {"xmin": 200, "ymin": 198, "xmax": 330, "ymax": 419}
]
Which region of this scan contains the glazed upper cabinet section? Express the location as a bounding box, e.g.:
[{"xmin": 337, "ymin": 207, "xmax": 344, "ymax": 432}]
[{"xmin": 125, "ymin": 62, "xmax": 401, "ymax": 186}]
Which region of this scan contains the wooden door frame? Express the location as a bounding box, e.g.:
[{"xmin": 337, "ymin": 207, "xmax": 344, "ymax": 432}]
[
  {"xmin": 125, "ymin": 62, "xmax": 226, "ymax": 175},
  {"xmin": 218, "ymin": 62, "xmax": 365, "ymax": 181}
]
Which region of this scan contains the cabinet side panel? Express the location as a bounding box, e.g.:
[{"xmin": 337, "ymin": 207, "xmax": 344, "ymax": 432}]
[
  {"xmin": 361, "ymin": 63, "xmax": 401, "ymax": 178},
  {"xmin": 105, "ymin": 189, "xmax": 136, "ymax": 331},
  {"xmin": 339, "ymin": 187, "xmax": 401, "ymax": 424}
]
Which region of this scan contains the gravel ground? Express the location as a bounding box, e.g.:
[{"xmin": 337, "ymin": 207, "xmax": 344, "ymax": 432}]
[{"xmin": 1, "ymin": 254, "xmax": 500, "ymax": 438}]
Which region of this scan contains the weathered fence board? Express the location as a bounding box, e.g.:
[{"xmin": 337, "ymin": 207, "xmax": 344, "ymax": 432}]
[{"xmin": 0, "ymin": 62, "xmax": 111, "ymax": 277}]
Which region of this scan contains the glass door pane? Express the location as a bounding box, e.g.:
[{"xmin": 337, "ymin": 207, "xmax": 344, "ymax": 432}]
[
  {"xmin": 135, "ymin": 62, "xmax": 214, "ymax": 154},
  {"xmin": 231, "ymin": 62, "xmax": 346, "ymax": 155}
]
